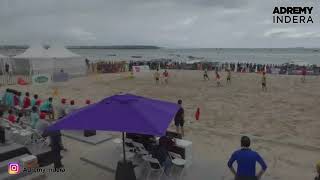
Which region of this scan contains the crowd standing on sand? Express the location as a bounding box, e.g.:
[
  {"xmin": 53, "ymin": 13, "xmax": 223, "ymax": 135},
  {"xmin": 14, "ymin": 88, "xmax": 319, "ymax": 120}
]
[{"xmin": 130, "ymin": 60, "xmax": 320, "ymax": 75}]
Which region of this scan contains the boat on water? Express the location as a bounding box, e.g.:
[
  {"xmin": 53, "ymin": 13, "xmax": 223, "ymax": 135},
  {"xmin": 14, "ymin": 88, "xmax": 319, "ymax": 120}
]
[
  {"xmin": 131, "ymin": 56, "xmax": 142, "ymax": 58},
  {"xmin": 188, "ymin": 56, "xmax": 204, "ymax": 60}
]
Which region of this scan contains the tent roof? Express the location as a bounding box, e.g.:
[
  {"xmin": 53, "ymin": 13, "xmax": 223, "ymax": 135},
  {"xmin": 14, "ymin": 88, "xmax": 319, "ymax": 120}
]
[
  {"xmin": 13, "ymin": 45, "xmax": 49, "ymax": 59},
  {"xmin": 46, "ymin": 46, "xmax": 81, "ymax": 58},
  {"xmin": 0, "ymin": 53, "xmax": 7, "ymax": 58}
]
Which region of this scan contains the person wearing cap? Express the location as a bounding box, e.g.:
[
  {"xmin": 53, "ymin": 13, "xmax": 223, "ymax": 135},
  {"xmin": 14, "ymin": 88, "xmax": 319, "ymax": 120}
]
[
  {"xmin": 66, "ymin": 100, "xmax": 77, "ymax": 114},
  {"xmin": 56, "ymin": 98, "xmax": 68, "ymax": 119},
  {"xmin": 315, "ymin": 162, "xmax": 320, "ymax": 180},
  {"xmin": 228, "ymin": 136, "xmax": 267, "ymax": 180}
]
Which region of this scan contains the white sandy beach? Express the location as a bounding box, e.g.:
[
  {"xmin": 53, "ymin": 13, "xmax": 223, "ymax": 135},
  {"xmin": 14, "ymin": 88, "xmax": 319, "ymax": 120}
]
[{"xmin": 3, "ymin": 70, "xmax": 320, "ymax": 180}]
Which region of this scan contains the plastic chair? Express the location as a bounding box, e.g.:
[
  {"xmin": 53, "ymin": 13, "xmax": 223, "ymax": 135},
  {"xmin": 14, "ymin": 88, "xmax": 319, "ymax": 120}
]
[
  {"xmin": 28, "ymin": 128, "xmax": 48, "ymax": 147},
  {"xmin": 169, "ymin": 152, "xmax": 187, "ymax": 180},
  {"xmin": 145, "ymin": 157, "xmax": 165, "ymax": 180},
  {"xmin": 132, "ymin": 141, "xmax": 149, "ymax": 155}
]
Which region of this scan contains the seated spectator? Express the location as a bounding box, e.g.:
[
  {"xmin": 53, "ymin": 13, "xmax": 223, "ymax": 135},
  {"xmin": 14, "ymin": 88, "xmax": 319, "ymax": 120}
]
[
  {"xmin": 56, "ymin": 98, "xmax": 68, "ymax": 119},
  {"xmin": 316, "ymin": 161, "xmax": 320, "ymax": 180},
  {"xmin": 153, "ymin": 136, "xmax": 175, "ymax": 175},
  {"xmin": 23, "ymin": 92, "xmax": 31, "ymax": 109},
  {"xmin": 7, "ymin": 109, "xmax": 16, "ymax": 123},
  {"xmin": 40, "ymin": 97, "xmax": 54, "ymax": 119},
  {"xmin": 159, "ymin": 135, "xmax": 175, "ymax": 148},
  {"xmin": 227, "ymin": 136, "xmax": 267, "ymax": 180},
  {"xmin": 31, "ymin": 106, "xmax": 39, "ymax": 129},
  {"xmin": 31, "ymin": 94, "xmax": 42, "ymax": 107},
  {"xmin": 16, "ymin": 112, "xmax": 23, "ymax": 123},
  {"xmin": 16, "ymin": 113, "xmax": 27, "ymax": 128}
]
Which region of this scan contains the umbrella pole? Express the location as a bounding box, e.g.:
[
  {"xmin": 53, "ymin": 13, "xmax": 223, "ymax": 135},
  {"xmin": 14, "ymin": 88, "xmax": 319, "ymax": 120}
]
[{"xmin": 122, "ymin": 132, "xmax": 126, "ymax": 162}]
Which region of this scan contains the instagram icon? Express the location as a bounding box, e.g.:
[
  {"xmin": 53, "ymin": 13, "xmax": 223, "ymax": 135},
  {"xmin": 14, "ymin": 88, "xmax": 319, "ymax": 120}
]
[{"xmin": 8, "ymin": 162, "xmax": 20, "ymax": 175}]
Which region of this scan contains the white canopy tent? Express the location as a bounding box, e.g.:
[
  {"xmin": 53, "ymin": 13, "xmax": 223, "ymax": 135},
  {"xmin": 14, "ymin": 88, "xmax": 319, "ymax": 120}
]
[
  {"xmin": 12, "ymin": 45, "xmax": 54, "ymax": 75},
  {"xmin": 0, "ymin": 54, "xmax": 7, "ymax": 58},
  {"xmin": 46, "ymin": 46, "xmax": 86, "ymax": 76},
  {"xmin": 0, "ymin": 53, "xmax": 10, "ymax": 74}
]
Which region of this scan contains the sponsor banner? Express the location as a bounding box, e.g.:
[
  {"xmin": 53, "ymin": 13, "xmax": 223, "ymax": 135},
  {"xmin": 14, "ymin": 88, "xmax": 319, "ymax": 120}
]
[
  {"xmin": 132, "ymin": 65, "xmax": 150, "ymax": 73},
  {"xmin": 32, "ymin": 74, "xmax": 51, "ymax": 85},
  {"xmin": 271, "ymin": 68, "xmax": 280, "ymax": 74},
  {"xmin": 289, "ymin": 70, "xmax": 315, "ymax": 75},
  {"xmin": 52, "ymin": 72, "xmax": 69, "ymax": 82}
]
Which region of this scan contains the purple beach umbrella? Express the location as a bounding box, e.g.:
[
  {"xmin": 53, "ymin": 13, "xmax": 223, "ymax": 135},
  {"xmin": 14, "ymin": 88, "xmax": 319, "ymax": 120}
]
[{"xmin": 47, "ymin": 93, "xmax": 180, "ymax": 161}]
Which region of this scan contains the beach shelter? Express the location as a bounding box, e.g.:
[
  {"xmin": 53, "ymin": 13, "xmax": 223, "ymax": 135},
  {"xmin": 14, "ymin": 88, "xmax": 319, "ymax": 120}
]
[
  {"xmin": 46, "ymin": 46, "xmax": 86, "ymax": 76},
  {"xmin": 47, "ymin": 93, "xmax": 180, "ymax": 180},
  {"xmin": 12, "ymin": 45, "xmax": 53, "ymax": 75}
]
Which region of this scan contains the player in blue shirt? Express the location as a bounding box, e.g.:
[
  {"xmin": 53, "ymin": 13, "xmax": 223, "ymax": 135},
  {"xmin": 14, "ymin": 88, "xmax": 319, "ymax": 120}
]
[{"xmin": 228, "ymin": 136, "xmax": 267, "ymax": 180}]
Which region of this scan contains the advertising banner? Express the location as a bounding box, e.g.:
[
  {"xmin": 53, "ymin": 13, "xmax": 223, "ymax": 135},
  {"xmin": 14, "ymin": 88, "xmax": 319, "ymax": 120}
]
[
  {"xmin": 52, "ymin": 72, "xmax": 69, "ymax": 82},
  {"xmin": 132, "ymin": 65, "xmax": 150, "ymax": 73},
  {"xmin": 32, "ymin": 74, "xmax": 51, "ymax": 85}
]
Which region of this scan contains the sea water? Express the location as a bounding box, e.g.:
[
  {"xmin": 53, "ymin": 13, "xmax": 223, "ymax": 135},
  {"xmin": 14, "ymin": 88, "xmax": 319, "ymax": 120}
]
[{"xmin": 71, "ymin": 48, "xmax": 320, "ymax": 65}]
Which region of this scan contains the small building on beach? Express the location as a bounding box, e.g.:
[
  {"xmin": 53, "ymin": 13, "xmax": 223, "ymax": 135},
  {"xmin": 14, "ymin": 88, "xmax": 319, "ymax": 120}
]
[{"xmin": 46, "ymin": 46, "xmax": 86, "ymax": 76}]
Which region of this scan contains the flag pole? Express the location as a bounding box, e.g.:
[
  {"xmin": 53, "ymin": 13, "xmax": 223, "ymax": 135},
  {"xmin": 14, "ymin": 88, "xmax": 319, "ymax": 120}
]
[{"xmin": 122, "ymin": 132, "xmax": 126, "ymax": 162}]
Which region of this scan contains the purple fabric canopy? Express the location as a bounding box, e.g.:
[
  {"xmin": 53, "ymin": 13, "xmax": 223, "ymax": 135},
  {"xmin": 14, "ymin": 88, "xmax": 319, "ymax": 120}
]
[{"xmin": 47, "ymin": 93, "xmax": 180, "ymax": 136}]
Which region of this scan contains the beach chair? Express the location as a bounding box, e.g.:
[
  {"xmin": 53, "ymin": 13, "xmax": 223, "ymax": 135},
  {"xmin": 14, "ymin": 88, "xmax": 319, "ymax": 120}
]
[
  {"xmin": 28, "ymin": 128, "xmax": 48, "ymax": 147},
  {"xmin": 132, "ymin": 141, "xmax": 149, "ymax": 164},
  {"xmin": 132, "ymin": 141, "xmax": 149, "ymax": 156},
  {"xmin": 13, "ymin": 105, "xmax": 23, "ymax": 115},
  {"xmin": 2, "ymin": 119, "xmax": 33, "ymax": 144},
  {"xmin": 112, "ymin": 138, "xmax": 137, "ymax": 159},
  {"xmin": 145, "ymin": 157, "xmax": 165, "ymax": 180},
  {"xmin": 169, "ymin": 152, "xmax": 187, "ymax": 180}
]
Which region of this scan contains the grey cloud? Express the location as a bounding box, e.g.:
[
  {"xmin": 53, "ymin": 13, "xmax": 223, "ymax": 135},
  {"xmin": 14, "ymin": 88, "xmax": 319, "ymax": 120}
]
[{"xmin": 0, "ymin": 0, "xmax": 319, "ymax": 47}]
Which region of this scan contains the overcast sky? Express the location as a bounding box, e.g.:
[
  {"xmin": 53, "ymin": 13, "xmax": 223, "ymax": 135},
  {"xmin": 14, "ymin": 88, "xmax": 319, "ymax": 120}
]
[{"xmin": 0, "ymin": 0, "xmax": 319, "ymax": 48}]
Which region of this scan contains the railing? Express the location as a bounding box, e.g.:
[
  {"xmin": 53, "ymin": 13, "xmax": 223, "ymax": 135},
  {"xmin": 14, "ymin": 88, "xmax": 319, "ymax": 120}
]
[{"xmin": 0, "ymin": 74, "xmax": 32, "ymax": 85}]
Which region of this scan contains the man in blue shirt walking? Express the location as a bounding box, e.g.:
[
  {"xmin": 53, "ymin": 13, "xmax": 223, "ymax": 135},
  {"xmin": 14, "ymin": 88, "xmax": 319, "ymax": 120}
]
[{"xmin": 228, "ymin": 136, "xmax": 267, "ymax": 180}]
